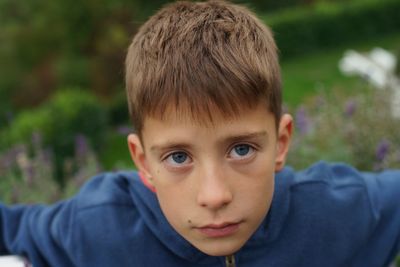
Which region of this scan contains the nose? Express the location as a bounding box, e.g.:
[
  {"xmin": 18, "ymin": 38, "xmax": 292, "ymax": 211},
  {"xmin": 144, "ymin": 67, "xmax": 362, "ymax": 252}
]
[{"xmin": 196, "ymin": 166, "xmax": 233, "ymax": 210}]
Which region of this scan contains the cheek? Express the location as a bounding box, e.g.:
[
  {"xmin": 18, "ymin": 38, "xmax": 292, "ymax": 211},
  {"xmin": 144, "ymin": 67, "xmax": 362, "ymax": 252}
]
[
  {"xmin": 234, "ymin": 155, "xmax": 275, "ymax": 212},
  {"xmin": 156, "ymin": 191, "xmax": 181, "ymax": 226},
  {"xmin": 154, "ymin": 183, "xmax": 193, "ymax": 225},
  {"xmin": 238, "ymin": 175, "xmax": 274, "ymax": 205},
  {"xmin": 238, "ymin": 177, "xmax": 274, "ymax": 226},
  {"xmin": 237, "ymin": 151, "xmax": 275, "ymax": 186}
]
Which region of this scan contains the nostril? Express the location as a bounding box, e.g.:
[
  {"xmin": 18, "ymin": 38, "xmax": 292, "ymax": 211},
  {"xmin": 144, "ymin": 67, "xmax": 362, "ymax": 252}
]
[{"xmin": 197, "ymin": 188, "xmax": 233, "ymax": 209}]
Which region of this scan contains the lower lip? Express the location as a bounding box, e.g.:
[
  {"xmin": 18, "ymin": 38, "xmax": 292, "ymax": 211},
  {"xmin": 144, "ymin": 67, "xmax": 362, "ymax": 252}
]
[{"xmin": 197, "ymin": 223, "xmax": 240, "ymax": 238}]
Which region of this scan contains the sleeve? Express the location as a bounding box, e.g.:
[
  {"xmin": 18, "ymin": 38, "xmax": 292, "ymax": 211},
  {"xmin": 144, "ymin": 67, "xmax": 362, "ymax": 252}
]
[
  {"xmin": 0, "ymin": 199, "xmax": 79, "ymax": 267},
  {"xmin": 362, "ymin": 169, "xmax": 400, "ymax": 266}
]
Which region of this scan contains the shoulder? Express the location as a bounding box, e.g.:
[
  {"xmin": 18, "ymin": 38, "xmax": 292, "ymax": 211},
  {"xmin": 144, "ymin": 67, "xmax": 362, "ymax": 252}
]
[
  {"xmin": 275, "ymin": 163, "xmax": 378, "ymax": 239},
  {"xmin": 53, "ymin": 171, "xmax": 156, "ymax": 264},
  {"xmin": 286, "ymin": 161, "xmax": 376, "ymax": 213},
  {"xmin": 73, "ymin": 170, "xmax": 140, "ymax": 211},
  {"xmin": 276, "ymin": 161, "xmax": 370, "ymax": 201},
  {"xmin": 287, "ymin": 161, "xmax": 400, "ymax": 211},
  {"xmin": 267, "ymin": 163, "xmax": 400, "ymax": 267},
  {"xmin": 291, "ymin": 161, "xmax": 366, "ymax": 187},
  {"xmin": 278, "ymin": 161, "xmax": 400, "ymax": 236}
]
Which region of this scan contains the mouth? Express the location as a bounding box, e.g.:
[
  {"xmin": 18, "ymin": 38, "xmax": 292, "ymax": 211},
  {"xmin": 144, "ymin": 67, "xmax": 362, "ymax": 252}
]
[{"xmin": 196, "ymin": 222, "xmax": 242, "ymax": 238}]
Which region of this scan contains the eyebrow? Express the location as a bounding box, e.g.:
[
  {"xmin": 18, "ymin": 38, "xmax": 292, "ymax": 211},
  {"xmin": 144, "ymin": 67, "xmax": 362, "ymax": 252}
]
[
  {"xmin": 150, "ymin": 142, "xmax": 192, "ymax": 153},
  {"xmin": 222, "ymin": 131, "xmax": 268, "ymax": 143},
  {"xmin": 150, "ymin": 131, "xmax": 268, "ymax": 153}
]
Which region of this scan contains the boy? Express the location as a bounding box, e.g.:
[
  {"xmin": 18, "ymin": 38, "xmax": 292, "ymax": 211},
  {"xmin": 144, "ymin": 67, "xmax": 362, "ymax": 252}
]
[{"xmin": 1, "ymin": 1, "xmax": 400, "ymax": 266}]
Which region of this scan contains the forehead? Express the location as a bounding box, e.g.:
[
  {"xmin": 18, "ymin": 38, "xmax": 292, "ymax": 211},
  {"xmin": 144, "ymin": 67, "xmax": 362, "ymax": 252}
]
[
  {"xmin": 145, "ymin": 100, "xmax": 272, "ymax": 129},
  {"xmin": 141, "ymin": 102, "xmax": 277, "ymax": 140}
]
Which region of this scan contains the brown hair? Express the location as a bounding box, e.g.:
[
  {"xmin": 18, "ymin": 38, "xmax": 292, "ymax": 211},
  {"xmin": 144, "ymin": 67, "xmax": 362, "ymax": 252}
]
[{"xmin": 125, "ymin": 0, "xmax": 281, "ymax": 135}]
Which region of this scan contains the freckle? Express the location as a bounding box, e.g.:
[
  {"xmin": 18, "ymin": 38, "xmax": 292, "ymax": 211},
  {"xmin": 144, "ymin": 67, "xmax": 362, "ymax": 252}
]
[{"xmin": 188, "ymin": 219, "xmax": 192, "ymax": 224}]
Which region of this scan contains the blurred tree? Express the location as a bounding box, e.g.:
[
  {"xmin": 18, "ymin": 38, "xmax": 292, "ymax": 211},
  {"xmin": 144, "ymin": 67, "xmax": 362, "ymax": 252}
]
[
  {"xmin": 0, "ymin": 0, "xmax": 356, "ymax": 131},
  {"xmin": 233, "ymin": 0, "xmax": 353, "ymax": 12},
  {"xmin": 0, "ymin": 0, "xmax": 141, "ymax": 127}
]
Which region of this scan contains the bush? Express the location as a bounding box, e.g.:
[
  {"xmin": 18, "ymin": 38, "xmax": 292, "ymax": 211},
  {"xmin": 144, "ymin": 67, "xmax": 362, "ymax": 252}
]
[
  {"xmin": 108, "ymin": 90, "xmax": 129, "ymax": 126},
  {"xmin": 2, "ymin": 89, "xmax": 108, "ymax": 187},
  {"xmin": 263, "ymin": 0, "xmax": 400, "ymax": 58},
  {"xmin": 3, "ymin": 108, "xmax": 51, "ymax": 148},
  {"xmin": 234, "ymin": 0, "xmax": 349, "ymax": 13},
  {"xmin": 45, "ymin": 90, "xmax": 108, "ymax": 183},
  {"xmin": 287, "ymin": 87, "xmax": 400, "ymax": 171}
]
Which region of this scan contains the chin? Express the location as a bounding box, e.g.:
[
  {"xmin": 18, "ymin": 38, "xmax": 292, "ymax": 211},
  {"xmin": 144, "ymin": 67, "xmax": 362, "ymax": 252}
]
[{"xmin": 196, "ymin": 241, "xmax": 244, "ymax": 256}]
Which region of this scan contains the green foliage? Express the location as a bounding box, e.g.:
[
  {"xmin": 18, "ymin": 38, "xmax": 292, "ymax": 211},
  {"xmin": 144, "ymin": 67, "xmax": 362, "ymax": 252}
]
[
  {"xmin": 44, "ymin": 90, "xmax": 108, "ymax": 183},
  {"xmin": 2, "ymin": 89, "xmax": 108, "ymax": 186},
  {"xmin": 55, "ymin": 55, "xmax": 90, "ymax": 88},
  {"xmin": 44, "ymin": 89, "xmax": 108, "ymax": 150},
  {"xmin": 0, "ymin": 0, "xmax": 138, "ymax": 122},
  {"xmin": 396, "ymin": 47, "xmax": 400, "ymax": 76},
  {"xmin": 4, "ymin": 109, "xmax": 51, "ymax": 148},
  {"xmin": 108, "ymin": 90, "xmax": 130, "ymax": 126},
  {"xmin": 234, "ymin": 0, "xmax": 349, "ymax": 13},
  {"xmin": 99, "ymin": 129, "xmax": 133, "ymax": 170},
  {"xmin": 263, "ymin": 0, "xmax": 400, "ymax": 58}
]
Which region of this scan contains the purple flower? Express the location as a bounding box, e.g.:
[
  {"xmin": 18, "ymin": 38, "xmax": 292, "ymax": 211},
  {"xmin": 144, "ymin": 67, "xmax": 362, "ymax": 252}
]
[
  {"xmin": 0, "ymin": 150, "xmax": 15, "ymax": 170},
  {"xmin": 31, "ymin": 132, "xmax": 42, "ymax": 149},
  {"xmin": 344, "ymin": 99, "xmax": 357, "ymax": 118},
  {"xmin": 42, "ymin": 149, "xmax": 53, "ymax": 166},
  {"xmin": 24, "ymin": 163, "xmax": 35, "ymax": 186},
  {"xmin": 75, "ymin": 134, "xmax": 89, "ymax": 159},
  {"xmin": 295, "ymin": 106, "xmax": 311, "ymax": 135},
  {"xmin": 314, "ymin": 95, "xmax": 326, "ymax": 110},
  {"xmin": 375, "ymin": 139, "xmax": 390, "ymax": 162}
]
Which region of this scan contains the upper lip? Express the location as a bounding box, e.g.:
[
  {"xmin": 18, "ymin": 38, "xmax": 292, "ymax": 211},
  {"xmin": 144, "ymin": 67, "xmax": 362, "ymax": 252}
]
[{"xmin": 197, "ymin": 222, "xmax": 240, "ymax": 229}]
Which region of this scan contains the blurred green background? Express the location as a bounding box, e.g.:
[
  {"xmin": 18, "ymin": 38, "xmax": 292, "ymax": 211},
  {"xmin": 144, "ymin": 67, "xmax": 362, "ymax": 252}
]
[{"xmin": 1, "ymin": 0, "xmax": 400, "ymax": 204}]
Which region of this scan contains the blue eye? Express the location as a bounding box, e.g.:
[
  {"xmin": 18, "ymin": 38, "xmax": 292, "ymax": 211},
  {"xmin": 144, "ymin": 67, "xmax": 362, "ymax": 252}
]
[
  {"xmin": 229, "ymin": 144, "xmax": 255, "ymax": 159},
  {"xmin": 171, "ymin": 152, "xmax": 188, "ymax": 163},
  {"xmin": 165, "ymin": 151, "xmax": 191, "ymax": 165},
  {"xmin": 234, "ymin": 144, "xmax": 250, "ymax": 156}
]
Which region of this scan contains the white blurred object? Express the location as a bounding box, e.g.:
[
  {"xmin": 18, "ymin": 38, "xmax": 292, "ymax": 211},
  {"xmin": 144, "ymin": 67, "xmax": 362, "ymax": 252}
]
[
  {"xmin": 339, "ymin": 48, "xmax": 397, "ymax": 89},
  {"xmin": 339, "ymin": 47, "xmax": 400, "ymax": 118},
  {"xmin": 369, "ymin": 48, "xmax": 397, "ymax": 73},
  {"xmin": 0, "ymin": 256, "xmax": 30, "ymax": 267}
]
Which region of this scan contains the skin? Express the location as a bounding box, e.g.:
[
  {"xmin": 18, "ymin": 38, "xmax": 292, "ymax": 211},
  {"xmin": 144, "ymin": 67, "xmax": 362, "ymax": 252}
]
[{"xmin": 128, "ymin": 103, "xmax": 293, "ymax": 256}]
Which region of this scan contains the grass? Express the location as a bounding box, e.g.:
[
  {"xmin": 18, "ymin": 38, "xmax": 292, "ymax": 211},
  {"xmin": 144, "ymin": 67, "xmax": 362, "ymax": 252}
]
[{"xmin": 281, "ymin": 33, "xmax": 400, "ymax": 107}]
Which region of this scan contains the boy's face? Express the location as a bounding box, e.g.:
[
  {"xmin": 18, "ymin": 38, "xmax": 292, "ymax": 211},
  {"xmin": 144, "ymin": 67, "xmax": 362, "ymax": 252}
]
[{"xmin": 128, "ymin": 103, "xmax": 292, "ymax": 256}]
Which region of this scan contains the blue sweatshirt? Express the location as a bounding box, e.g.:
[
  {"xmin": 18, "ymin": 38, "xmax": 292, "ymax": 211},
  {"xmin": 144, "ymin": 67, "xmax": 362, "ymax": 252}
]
[{"xmin": 1, "ymin": 161, "xmax": 400, "ymax": 267}]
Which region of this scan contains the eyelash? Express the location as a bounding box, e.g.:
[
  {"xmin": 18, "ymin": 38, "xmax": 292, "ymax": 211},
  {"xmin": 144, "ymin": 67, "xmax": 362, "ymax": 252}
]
[
  {"xmin": 162, "ymin": 143, "xmax": 258, "ymax": 167},
  {"xmin": 227, "ymin": 143, "xmax": 257, "ymax": 160},
  {"xmin": 162, "ymin": 150, "xmax": 192, "ymax": 167}
]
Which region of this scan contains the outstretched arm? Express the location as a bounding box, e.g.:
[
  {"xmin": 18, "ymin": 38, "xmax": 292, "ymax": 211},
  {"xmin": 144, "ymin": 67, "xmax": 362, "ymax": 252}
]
[{"xmin": 0, "ymin": 201, "xmax": 77, "ymax": 267}]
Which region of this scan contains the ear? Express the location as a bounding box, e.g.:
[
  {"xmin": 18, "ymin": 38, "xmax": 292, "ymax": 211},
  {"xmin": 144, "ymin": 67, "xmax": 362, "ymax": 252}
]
[
  {"xmin": 275, "ymin": 114, "xmax": 293, "ymax": 171},
  {"xmin": 127, "ymin": 134, "xmax": 154, "ymax": 186}
]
